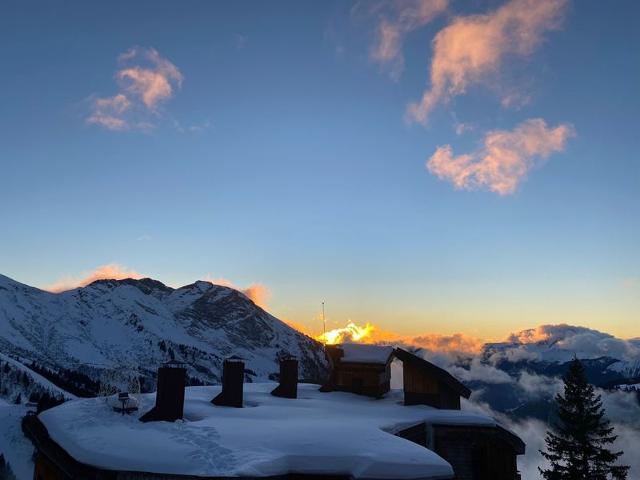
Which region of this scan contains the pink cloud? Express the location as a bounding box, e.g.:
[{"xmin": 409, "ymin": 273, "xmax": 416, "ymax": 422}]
[
  {"xmin": 116, "ymin": 47, "xmax": 183, "ymax": 110},
  {"xmin": 407, "ymin": 0, "xmax": 568, "ymax": 124},
  {"xmin": 427, "ymin": 118, "xmax": 574, "ymax": 195},
  {"xmin": 45, "ymin": 264, "xmax": 144, "ymax": 293},
  {"xmin": 86, "ymin": 47, "xmax": 182, "ymax": 131},
  {"xmin": 370, "ymin": 0, "xmax": 449, "ymax": 80},
  {"xmin": 86, "ymin": 94, "xmax": 132, "ymax": 131}
]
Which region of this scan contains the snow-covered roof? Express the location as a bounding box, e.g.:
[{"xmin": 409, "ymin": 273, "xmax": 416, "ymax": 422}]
[
  {"xmin": 39, "ymin": 383, "xmax": 497, "ymax": 479},
  {"xmin": 339, "ymin": 344, "xmax": 394, "ymax": 364}
]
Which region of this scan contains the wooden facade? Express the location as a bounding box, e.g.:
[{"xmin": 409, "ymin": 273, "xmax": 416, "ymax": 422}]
[
  {"xmin": 394, "ymin": 348, "xmax": 471, "ymax": 409},
  {"xmin": 395, "ymin": 422, "xmax": 524, "ymax": 480},
  {"xmin": 321, "ymin": 345, "xmax": 392, "ymax": 398}
]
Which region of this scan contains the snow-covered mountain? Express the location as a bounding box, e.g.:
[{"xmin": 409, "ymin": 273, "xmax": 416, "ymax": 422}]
[
  {"xmin": 0, "ymin": 274, "xmax": 327, "ymax": 395},
  {"xmin": 481, "ymin": 324, "xmax": 640, "ymax": 383}
]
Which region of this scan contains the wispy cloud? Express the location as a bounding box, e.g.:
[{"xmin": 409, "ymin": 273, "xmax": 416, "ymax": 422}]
[
  {"xmin": 370, "ymin": 0, "xmax": 449, "ymax": 80},
  {"xmin": 407, "ymin": 0, "xmax": 568, "ymax": 124},
  {"xmin": 87, "ymin": 47, "xmax": 182, "ymax": 131},
  {"xmin": 427, "ymin": 118, "xmax": 574, "ymax": 195},
  {"xmin": 44, "ymin": 263, "xmax": 144, "ymax": 293},
  {"xmin": 205, "ymin": 275, "xmax": 271, "ymax": 309}
]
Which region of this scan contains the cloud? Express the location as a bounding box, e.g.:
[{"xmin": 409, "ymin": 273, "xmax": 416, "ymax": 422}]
[
  {"xmin": 117, "ymin": 47, "xmax": 183, "ymax": 110},
  {"xmin": 407, "ymin": 0, "xmax": 568, "ymax": 124},
  {"xmin": 370, "ymin": 0, "xmax": 449, "ymax": 80},
  {"xmin": 45, "ymin": 264, "xmax": 144, "ymax": 293},
  {"xmin": 87, "ymin": 47, "xmax": 182, "ymax": 131},
  {"xmin": 427, "ymin": 118, "xmax": 574, "ymax": 194},
  {"xmin": 451, "ymin": 357, "xmax": 513, "ymax": 384},
  {"xmin": 410, "ymin": 332, "xmax": 484, "ymax": 356},
  {"xmin": 205, "ymin": 276, "xmax": 271, "ymax": 309},
  {"xmin": 87, "ymin": 94, "xmax": 132, "ymax": 131},
  {"xmin": 492, "ymin": 323, "xmax": 640, "ymax": 364}
]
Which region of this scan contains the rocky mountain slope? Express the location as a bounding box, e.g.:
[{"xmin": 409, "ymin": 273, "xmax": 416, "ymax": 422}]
[{"xmin": 0, "ymin": 274, "xmax": 327, "ymax": 395}]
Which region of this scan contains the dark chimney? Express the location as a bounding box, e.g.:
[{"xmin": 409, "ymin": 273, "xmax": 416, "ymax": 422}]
[
  {"xmin": 212, "ymin": 358, "xmax": 244, "ymax": 408},
  {"xmin": 140, "ymin": 361, "xmax": 186, "ymax": 422},
  {"xmin": 271, "ymin": 357, "xmax": 298, "ymax": 399}
]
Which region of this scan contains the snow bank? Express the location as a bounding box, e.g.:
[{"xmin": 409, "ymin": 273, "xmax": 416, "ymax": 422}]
[
  {"xmin": 340, "ymin": 344, "xmax": 394, "ymax": 364},
  {"xmin": 39, "ymin": 384, "xmax": 497, "ymax": 479}
]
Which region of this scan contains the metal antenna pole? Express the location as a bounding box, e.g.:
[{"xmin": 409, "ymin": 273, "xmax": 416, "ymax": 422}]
[{"xmin": 322, "ymin": 301, "xmax": 326, "ymax": 346}]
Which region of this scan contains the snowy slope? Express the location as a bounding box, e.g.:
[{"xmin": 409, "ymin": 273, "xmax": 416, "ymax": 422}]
[
  {"xmin": 0, "ymin": 404, "xmax": 34, "ymax": 480},
  {"xmin": 0, "ymin": 274, "xmax": 327, "ymax": 389},
  {"xmin": 0, "ymin": 353, "xmax": 76, "ymax": 400}
]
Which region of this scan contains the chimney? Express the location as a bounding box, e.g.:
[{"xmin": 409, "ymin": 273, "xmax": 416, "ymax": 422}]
[
  {"xmin": 271, "ymin": 356, "xmax": 298, "ymax": 399},
  {"xmin": 140, "ymin": 361, "xmax": 186, "ymax": 422},
  {"xmin": 212, "ymin": 358, "xmax": 244, "ymax": 408}
]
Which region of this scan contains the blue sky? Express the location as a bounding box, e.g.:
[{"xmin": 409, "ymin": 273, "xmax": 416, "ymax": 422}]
[{"xmin": 0, "ymin": 0, "xmax": 638, "ymax": 340}]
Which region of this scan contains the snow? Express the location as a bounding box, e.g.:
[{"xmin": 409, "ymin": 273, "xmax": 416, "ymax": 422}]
[
  {"xmin": 618, "ymin": 383, "xmax": 640, "ymax": 391},
  {"xmin": 0, "ymin": 353, "xmax": 76, "ymax": 400},
  {"xmin": 39, "ymin": 383, "xmax": 498, "ymax": 479},
  {"xmin": 0, "ymin": 274, "xmax": 327, "ymax": 384},
  {"xmin": 340, "ymin": 344, "xmax": 394, "ymax": 364},
  {"xmin": 0, "ymin": 404, "xmax": 35, "ymax": 480}
]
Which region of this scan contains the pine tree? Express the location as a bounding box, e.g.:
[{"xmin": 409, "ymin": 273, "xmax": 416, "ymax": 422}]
[{"xmin": 539, "ymin": 358, "xmax": 629, "ymax": 480}]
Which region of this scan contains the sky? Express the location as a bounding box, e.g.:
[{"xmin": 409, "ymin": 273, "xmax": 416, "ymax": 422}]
[{"xmin": 0, "ymin": 0, "xmax": 638, "ymax": 341}]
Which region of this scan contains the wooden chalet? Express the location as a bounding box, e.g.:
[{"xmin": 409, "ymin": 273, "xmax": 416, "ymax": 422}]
[
  {"xmin": 322, "ymin": 344, "xmax": 470, "ymax": 409},
  {"xmin": 321, "ymin": 344, "xmax": 393, "ymax": 397}
]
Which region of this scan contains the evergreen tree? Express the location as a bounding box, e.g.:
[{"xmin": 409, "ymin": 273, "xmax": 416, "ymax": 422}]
[{"xmin": 539, "ymin": 358, "xmax": 629, "ymax": 480}]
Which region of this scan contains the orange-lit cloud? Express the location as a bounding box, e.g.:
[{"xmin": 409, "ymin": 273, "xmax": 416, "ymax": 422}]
[
  {"xmin": 87, "ymin": 47, "xmax": 182, "ymax": 131},
  {"xmin": 317, "ymin": 322, "xmax": 376, "ymax": 344},
  {"xmin": 410, "ymin": 332, "xmax": 484, "ymax": 355},
  {"xmin": 45, "ymin": 263, "xmax": 144, "ymax": 293},
  {"xmin": 370, "ymin": 0, "xmax": 448, "ymax": 80},
  {"xmin": 117, "ymin": 47, "xmax": 183, "ymax": 110},
  {"xmin": 427, "ymin": 118, "xmax": 574, "ymax": 194},
  {"xmin": 312, "ymin": 320, "xmax": 482, "ymax": 356},
  {"xmin": 87, "ymin": 94, "xmax": 132, "ymax": 131},
  {"xmin": 407, "ymin": 0, "xmax": 568, "ymax": 124},
  {"xmin": 205, "ymin": 276, "xmax": 271, "ymax": 308}
]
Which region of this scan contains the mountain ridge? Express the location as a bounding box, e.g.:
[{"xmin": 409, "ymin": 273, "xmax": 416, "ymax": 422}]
[{"xmin": 0, "ymin": 273, "xmax": 328, "ymax": 396}]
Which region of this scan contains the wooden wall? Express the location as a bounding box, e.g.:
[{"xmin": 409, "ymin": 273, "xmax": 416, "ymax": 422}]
[
  {"xmin": 332, "ymin": 363, "xmax": 390, "ymax": 397},
  {"xmin": 431, "ymin": 425, "xmax": 521, "ymax": 480},
  {"xmin": 403, "ymin": 362, "xmax": 461, "ymax": 409}
]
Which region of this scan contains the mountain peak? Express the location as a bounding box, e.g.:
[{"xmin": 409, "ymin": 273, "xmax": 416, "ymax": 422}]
[{"xmin": 85, "ymin": 277, "xmax": 173, "ymax": 295}]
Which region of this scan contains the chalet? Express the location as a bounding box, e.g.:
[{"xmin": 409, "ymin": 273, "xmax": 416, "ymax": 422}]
[
  {"xmin": 24, "ymin": 349, "xmax": 524, "ymax": 480},
  {"xmin": 321, "ymin": 344, "xmax": 394, "ymax": 397}
]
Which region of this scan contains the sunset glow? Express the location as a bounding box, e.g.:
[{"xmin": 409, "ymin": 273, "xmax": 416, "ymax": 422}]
[{"xmin": 316, "ymin": 322, "xmax": 376, "ymax": 345}]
